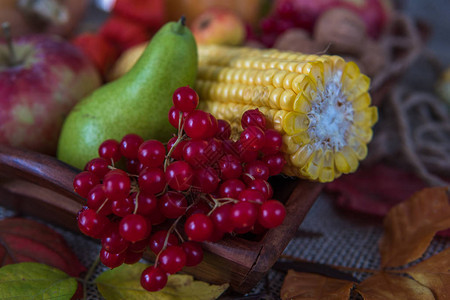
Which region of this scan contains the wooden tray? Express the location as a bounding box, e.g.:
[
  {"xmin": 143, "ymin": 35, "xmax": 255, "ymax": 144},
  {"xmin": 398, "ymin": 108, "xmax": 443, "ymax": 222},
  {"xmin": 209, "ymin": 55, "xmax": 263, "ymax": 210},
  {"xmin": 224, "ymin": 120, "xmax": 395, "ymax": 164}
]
[{"xmin": 0, "ymin": 144, "xmax": 322, "ymax": 293}]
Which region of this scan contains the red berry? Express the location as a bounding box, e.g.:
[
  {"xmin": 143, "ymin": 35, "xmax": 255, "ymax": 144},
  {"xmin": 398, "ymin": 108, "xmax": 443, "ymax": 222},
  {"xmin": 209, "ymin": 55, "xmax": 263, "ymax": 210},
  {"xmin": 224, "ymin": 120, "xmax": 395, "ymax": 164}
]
[
  {"xmin": 128, "ymin": 238, "xmax": 150, "ymax": 252},
  {"xmin": 205, "ymin": 138, "xmax": 224, "ymax": 165},
  {"xmin": 165, "ymin": 161, "xmax": 193, "ymax": 191},
  {"xmin": 230, "ymin": 202, "xmax": 258, "ymax": 229},
  {"xmin": 119, "ymin": 214, "xmax": 150, "ymax": 242},
  {"xmin": 100, "ymin": 248, "xmax": 125, "ymax": 269},
  {"xmin": 120, "ymin": 134, "xmax": 144, "ymax": 159},
  {"xmin": 240, "ymin": 126, "xmax": 265, "ymax": 152},
  {"xmin": 172, "ymin": 86, "xmax": 199, "ymax": 113},
  {"xmin": 148, "ymin": 205, "xmax": 167, "ymax": 225},
  {"xmin": 210, "ymin": 203, "xmax": 234, "ymax": 233},
  {"xmin": 235, "ymin": 141, "xmax": 259, "ymax": 162},
  {"xmin": 124, "ymin": 249, "xmax": 143, "ymax": 264},
  {"xmin": 159, "ymin": 191, "xmax": 187, "ymax": 219},
  {"xmin": 252, "ymin": 220, "xmax": 268, "ymax": 235},
  {"xmin": 263, "ymin": 153, "xmax": 286, "ymax": 176},
  {"xmin": 87, "ymin": 184, "xmax": 111, "ymax": 215},
  {"xmin": 181, "ymin": 242, "xmax": 203, "ymax": 267},
  {"xmin": 218, "ymin": 154, "xmax": 242, "ymax": 180},
  {"xmin": 208, "ymin": 228, "xmax": 225, "ymax": 242},
  {"xmin": 73, "ymin": 171, "xmax": 99, "ymax": 198},
  {"xmin": 77, "ymin": 208, "xmax": 110, "ymax": 238},
  {"xmin": 138, "ymin": 168, "xmax": 166, "ymax": 195},
  {"xmin": 241, "ymin": 109, "xmax": 266, "ymax": 129},
  {"xmin": 149, "ymin": 230, "xmax": 179, "ymax": 254},
  {"xmin": 101, "ymin": 224, "xmax": 130, "ymax": 254},
  {"xmin": 126, "ymin": 158, "xmax": 144, "ymax": 174},
  {"xmin": 111, "ymin": 194, "xmax": 134, "ymax": 217},
  {"xmin": 238, "ymin": 189, "xmax": 266, "ymax": 204},
  {"xmin": 138, "ymin": 140, "xmax": 166, "ymax": 168},
  {"xmin": 103, "ymin": 170, "xmax": 131, "ymax": 202},
  {"xmin": 99, "ymin": 139, "xmax": 122, "ymax": 162},
  {"xmin": 219, "ymin": 179, "xmax": 246, "ymax": 199},
  {"xmin": 141, "ymin": 266, "xmax": 167, "ymax": 291},
  {"xmin": 193, "ymin": 167, "xmax": 220, "ymax": 194},
  {"xmin": 85, "ymin": 158, "xmax": 110, "ymax": 179},
  {"xmin": 184, "ymin": 213, "xmax": 213, "ymax": 242},
  {"xmin": 186, "ymin": 201, "xmax": 211, "ymax": 217},
  {"xmin": 205, "ymin": 113, "xmax": 218, "ymax": 138},
  {"xmin": 233, "ymin": 225, "xmax": 253, "ymax": 235},
  {"xmin": 258, "ymin": 200, "xmax": 286, "ymax": 228},
  {"xmin": 243, "ymin": 160, "xmax": 270, "ymax": 182},
  {"xmin": 158, "ymin": 245, "xmax": 186, "ymax": 274},
  {"xmin": 215, "ymin": 119, "xmax": 231, "ymax": 140},
  {"xmin": 247, "ymin": 179, "xmax": 273, "ymax": 200},
  {"xmin": 222, "ymin": 139, "xmax": 239, "ymax": 157},
  {"xmin": 182, "ymin": 139, "xmax": 209, "ymax": 167},
  {"xmin": 261, "ymin": 129, "xmax": 282, "ymax": 155},
  {"xmin": 135, "ymin": 193, "xmax": 158, "ymax": 216},
  {"xmin": 184, "ymin": 110, "xmax": 214, "ymax": 139}
]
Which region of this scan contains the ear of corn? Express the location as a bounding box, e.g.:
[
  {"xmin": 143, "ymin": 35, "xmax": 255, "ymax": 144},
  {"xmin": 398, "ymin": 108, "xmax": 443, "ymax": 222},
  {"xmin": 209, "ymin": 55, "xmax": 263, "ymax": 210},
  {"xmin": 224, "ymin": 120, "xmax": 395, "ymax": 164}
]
[{"xmin": 195, "ymin": 45, "xmax": 378, "ymax": 183}]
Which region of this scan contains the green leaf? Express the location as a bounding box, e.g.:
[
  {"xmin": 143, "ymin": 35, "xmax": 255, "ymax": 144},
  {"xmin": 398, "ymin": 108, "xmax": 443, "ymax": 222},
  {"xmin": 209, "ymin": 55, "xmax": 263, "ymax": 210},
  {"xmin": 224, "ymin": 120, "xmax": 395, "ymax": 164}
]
[
  {"xmin": 0, "ymin": 262, "xmax": 77, "ymax": 300},
  {"xmin": 96, "ymin": 263, "xmax": 229, "ymax": 300}
]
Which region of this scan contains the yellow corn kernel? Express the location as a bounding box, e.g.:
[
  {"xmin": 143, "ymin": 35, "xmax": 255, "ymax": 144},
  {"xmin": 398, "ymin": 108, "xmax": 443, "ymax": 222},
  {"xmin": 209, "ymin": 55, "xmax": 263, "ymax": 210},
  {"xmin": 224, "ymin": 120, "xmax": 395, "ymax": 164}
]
[{"xmin": 196, "ymin": 45, "xmax": 378, "ymax": 182}]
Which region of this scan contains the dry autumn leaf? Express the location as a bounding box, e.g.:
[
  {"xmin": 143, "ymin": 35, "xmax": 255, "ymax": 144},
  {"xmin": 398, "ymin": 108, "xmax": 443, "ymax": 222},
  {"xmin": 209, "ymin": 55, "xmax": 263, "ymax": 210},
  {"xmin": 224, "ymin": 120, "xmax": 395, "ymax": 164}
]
[
  {"xmin": 404, "ymin": 247, "xmax": 450, "ymax": 300},
  {"xmin": 280, "ymin": 269, "xmax": 354, "ymax": 300},
  {"xmin": 379, "ymin": 187, "xmax": 450, "ymax": 268},
  {"xmin": 355, "ymin": 272, "xmax": 434, "ymax": 300}
]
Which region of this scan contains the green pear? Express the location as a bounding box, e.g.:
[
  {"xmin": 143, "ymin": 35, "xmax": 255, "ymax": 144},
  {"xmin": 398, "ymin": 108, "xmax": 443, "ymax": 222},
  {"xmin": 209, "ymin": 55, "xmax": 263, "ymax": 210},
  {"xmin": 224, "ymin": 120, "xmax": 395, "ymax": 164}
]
[{"xmin": 57, "ymin": 18, "xmax": 198, "ymax": 170}]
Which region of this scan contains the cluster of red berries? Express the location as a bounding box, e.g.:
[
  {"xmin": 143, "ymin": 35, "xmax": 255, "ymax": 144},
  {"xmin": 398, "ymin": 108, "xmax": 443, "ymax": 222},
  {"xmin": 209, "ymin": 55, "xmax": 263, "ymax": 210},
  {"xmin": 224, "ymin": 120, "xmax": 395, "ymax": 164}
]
[{"xmin": 73, "ymin": 86, "xmax": 286, "ymax": 292}]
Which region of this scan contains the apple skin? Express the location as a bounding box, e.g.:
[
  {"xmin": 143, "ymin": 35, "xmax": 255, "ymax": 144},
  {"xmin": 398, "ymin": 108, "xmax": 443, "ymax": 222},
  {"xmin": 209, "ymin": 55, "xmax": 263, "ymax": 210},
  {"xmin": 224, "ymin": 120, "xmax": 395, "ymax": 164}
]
[
  {"xmin": 0, "ymin": 34, "xmax": 101, "ymax": 155},
  {"xmin": 191, "ymin": 7, "xmax": 246, "ymax": 46}
]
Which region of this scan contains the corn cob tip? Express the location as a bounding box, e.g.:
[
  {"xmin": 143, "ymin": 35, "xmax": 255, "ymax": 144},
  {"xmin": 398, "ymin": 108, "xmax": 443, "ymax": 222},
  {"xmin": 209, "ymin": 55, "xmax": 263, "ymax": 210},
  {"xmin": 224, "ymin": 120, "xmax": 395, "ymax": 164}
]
[{"xmin": 196, "ymin": 45, "xmax": 378, "ymax": 182}]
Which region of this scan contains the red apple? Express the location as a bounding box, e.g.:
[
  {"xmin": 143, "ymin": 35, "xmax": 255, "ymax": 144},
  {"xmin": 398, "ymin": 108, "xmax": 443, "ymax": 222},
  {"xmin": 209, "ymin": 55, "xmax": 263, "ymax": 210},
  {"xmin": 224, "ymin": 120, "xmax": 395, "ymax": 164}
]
[
  {"xmin": 0, "ymin": 34, "xmax": 101, "ymax": 155},
  {"xmin": 190, "ymin": 7, "xmax": 246, "ymax": 46}
]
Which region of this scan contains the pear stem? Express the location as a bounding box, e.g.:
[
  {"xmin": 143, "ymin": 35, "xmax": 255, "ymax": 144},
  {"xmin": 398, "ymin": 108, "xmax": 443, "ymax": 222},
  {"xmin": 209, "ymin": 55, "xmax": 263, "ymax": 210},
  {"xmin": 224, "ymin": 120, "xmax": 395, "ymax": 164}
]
[
  {"xmin": 1, "ymin": 22, "xmax": 17, "ymax": 67},
  {"xmin": 179, "ymin": 15, "xmax": 186, "ymax": 26}
]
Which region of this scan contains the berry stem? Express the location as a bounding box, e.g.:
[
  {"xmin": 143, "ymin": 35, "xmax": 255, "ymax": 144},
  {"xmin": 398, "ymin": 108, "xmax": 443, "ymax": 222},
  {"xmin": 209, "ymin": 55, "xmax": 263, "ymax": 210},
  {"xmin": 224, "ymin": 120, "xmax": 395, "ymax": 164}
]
[
  {"xmin": 83, "ymin": 254, "xmax": 100, "ymax": 299},
  {"xmin": 173, "ymin": 228, "xmax": 185, "ymax": 243},
  {"xmin": 96, "ymin": 198, "xmax": 109, "ymax": 214},
  {"xmin": 164, "ymin": 133, "xmax": 186, "ymax": 171},
  {"xmin": 207, "ymin": 196, "xmax": 237, "ymax": 216},
  {"xmin": 154, "ymin": 215, "xmax": 182, "ymax": 267},
  {"xmin": 243, "ymin": 173, "xmax": 256, "ymax": 181},
  {"xmin": 132, "ymin": 192, "xmax": 140, "ymax": 214}
]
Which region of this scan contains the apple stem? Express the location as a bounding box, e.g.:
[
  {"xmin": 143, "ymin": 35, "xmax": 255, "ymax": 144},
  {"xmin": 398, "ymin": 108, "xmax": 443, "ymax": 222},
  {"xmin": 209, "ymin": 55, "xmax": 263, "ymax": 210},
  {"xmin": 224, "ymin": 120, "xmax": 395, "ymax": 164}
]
[{"xmin": 1, "ymin": 22, "xmax": 17, "ymax": 66}]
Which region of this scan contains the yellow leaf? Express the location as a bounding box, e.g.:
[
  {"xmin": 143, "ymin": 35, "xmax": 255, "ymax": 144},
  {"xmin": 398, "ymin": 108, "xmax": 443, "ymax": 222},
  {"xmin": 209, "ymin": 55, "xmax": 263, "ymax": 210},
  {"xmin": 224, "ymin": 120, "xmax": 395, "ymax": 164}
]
[
  {"xmin": 379, "ymin": 187, "xmax": 450, "ymax": 268},
  {"xmin": 355, "ymin": 272, "xmax": 434, "ymax": 300},
  {"xmin": 280, "ymin": 270, "xmax": 354, "ymax": 300},
  {"xmin": 96, "ymin": 263, "xmax": 229, "ymax": 300},
  {"xmin": 405, "ymin": 247, "xmax": 450, "ymax": 300}
]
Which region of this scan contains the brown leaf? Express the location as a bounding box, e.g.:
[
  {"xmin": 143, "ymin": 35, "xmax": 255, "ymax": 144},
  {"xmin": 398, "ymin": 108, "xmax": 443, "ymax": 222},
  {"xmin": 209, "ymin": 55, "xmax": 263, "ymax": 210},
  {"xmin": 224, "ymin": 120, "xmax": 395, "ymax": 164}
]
[
  {"xmin": 355, "ymin": 272, "xmax": 435, "ymax": 300},
  {"xmin": 280, "ymin": 270, "xmax": 354, "ymax": 300},
  {"xmin": 379, "ymin": 187, "xmax": 450, "ymax": 268},
  {"xmin": 405, "ymin": 247, "xmax": 450, "ymax": 299},
  {"xmin": 0, "ymin": 218, "xmax": 86, "ymax": 277}
]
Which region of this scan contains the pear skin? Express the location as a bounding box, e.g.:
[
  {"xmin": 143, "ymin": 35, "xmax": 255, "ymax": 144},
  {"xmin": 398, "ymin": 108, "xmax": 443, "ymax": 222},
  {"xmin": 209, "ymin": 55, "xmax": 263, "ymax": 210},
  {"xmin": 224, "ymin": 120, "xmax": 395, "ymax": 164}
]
[{"xmin": 57, "ymin": 19, "xmax": 197, "ymax": 169}]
